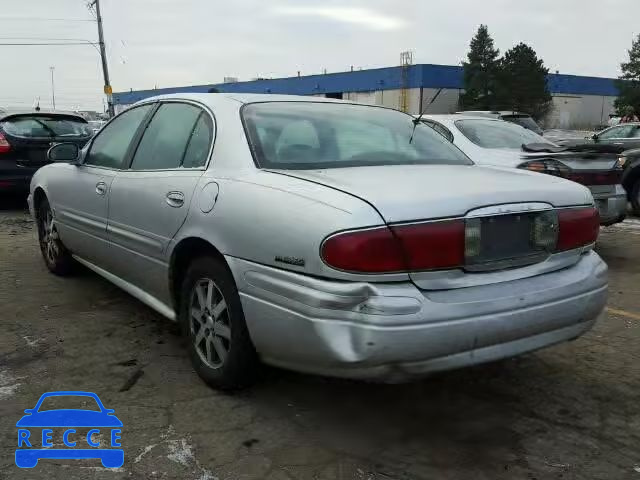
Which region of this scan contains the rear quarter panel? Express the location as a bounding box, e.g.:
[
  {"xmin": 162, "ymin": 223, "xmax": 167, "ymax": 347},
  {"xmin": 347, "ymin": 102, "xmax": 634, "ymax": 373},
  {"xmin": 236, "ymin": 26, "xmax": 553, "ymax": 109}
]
[{"xmin": 171, "ymin": 168, "xmax": 409, "ymax": 282}]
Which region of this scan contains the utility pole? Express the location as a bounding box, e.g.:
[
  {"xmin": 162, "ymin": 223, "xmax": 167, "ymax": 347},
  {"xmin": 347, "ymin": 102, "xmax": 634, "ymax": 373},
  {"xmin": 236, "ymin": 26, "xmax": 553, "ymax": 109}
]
[
  {"xmin": 92, "ymin": 0, "xmax": 114, "ymax": 117},
  {"xmin": 49, "ymin": 66, "xmax": 56, "ymax": 110}
]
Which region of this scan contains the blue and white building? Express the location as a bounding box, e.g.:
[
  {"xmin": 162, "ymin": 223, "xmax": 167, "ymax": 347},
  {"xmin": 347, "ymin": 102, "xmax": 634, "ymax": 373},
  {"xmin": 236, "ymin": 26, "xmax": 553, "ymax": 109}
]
[{"xmin": 113, "ymin": 63, "xmax": 619, "ymax": 129}]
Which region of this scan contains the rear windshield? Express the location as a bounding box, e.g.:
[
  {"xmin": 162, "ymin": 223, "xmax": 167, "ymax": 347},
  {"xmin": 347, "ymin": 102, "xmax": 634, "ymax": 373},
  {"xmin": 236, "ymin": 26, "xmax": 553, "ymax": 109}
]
[
  {"xmin": 242, "ymin": 102, "xmax": 472, "ymax": 169},
  {"xmin": 1, "ymin": 115, "xmax": 92, "ymax": 138},
  {"xmin": 501, "ymin": 115, "xmax": 542, "ymax": 133},
  {"xmin": 455, "ymin": 119, "xmax": 550, "ymax": 149}
]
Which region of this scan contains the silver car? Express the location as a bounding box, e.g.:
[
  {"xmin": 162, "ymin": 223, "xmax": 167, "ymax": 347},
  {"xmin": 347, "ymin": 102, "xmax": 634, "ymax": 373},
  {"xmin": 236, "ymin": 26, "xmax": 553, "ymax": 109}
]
[
  {"xmin": 28, "ymin": 94, "xmax": 607, "ymax": 389},
  {"xmin": 421, "ymin": 115, "xmax": 628, "ymax": 226}
]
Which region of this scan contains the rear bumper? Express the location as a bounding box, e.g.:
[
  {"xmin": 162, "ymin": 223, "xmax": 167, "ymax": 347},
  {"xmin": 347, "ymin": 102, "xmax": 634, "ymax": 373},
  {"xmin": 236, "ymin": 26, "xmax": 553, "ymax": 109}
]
[
  {"xmin": 0, "ymin": 174, "xmax": 31, "ymax": 193},
  {"xmin": 228, "ymin": 251, "xmax": 607, "ymax": 382},
  {"xmin": 590, "ymin": 184, "xmax": 627, "ymax": 225}
]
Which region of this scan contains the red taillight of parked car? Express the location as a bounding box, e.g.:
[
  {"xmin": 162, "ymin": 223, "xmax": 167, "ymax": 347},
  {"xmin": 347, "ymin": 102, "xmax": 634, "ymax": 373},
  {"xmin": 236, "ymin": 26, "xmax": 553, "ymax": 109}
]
[
  {"xmin": 321, "ymin": 220, "xmax": 465, "ymax": 273},
  {"xmin": 557, "ymin": 207, "xmax": 600, "ymax": 252},
  {"xmin": 565, "ymin": 170, "xmax": 622, "ymax": 186},
  {"xmin": 0, "ymin": 133, "xmax": 10, "ymax": 154}
]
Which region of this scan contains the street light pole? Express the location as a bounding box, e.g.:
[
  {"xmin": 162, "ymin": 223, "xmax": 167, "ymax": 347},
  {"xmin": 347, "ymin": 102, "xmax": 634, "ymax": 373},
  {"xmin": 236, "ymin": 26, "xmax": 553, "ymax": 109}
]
[
  {"xmin": 92, "ymin": 0, "xmax": 114, "ymax": 117},
  {"xmin": 49, "ymin": 66, "xmax": 56, "ymax": 110}
]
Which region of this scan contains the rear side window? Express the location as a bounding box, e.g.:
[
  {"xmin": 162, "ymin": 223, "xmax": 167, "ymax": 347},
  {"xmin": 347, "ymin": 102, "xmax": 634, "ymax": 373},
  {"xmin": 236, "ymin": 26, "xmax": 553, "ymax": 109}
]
[
  {"xmin": 130, "ymin": 103, "xmax": 202, "ymax": 170},
  {"xmin": 2, "ymin": 116, "xmax": 92, "ymax": 138},
  {"xmin": 85, "ymin": 104, "xmax": 153, "ymax": 169},
  {"xmin": 182, "ymin": 114, "xmax": 214, "ymax": 168}
]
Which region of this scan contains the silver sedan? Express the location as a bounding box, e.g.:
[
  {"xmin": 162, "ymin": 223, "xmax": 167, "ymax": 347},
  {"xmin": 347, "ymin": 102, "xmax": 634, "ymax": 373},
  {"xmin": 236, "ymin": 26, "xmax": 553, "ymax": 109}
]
[{"xmin": 28, "ymin": 94, "xmax": 607, "ymax": 389}]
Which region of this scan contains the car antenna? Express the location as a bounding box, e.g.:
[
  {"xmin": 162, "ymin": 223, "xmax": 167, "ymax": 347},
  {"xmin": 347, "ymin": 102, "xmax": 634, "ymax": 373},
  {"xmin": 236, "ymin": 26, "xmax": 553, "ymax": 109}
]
[{"xmin": 410, "ymin": 88, "xmax": 442, "ymax": 144}]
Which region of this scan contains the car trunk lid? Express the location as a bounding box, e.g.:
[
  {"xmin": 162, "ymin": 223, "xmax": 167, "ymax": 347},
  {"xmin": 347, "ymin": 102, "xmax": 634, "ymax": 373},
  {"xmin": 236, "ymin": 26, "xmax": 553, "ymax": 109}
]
[{"xmin": 271, "ymin": 164, "xmax": 592, "ymax": 223}]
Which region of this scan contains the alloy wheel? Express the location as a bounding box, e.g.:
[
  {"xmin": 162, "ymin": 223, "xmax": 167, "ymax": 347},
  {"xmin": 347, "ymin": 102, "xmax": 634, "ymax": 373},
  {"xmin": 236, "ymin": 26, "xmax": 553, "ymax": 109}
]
[
  {"xmin": 41, "ymin": 209, "xmax": 60, "ymax": 265},
  {"xmin": 189, "ymin": 278, "xmax": 231, "ymax": 369}
]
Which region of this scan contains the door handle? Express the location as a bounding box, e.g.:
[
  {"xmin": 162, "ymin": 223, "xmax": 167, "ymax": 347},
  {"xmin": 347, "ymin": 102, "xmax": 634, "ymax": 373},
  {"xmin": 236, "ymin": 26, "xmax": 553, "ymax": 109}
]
[
  {"xmin": 166, "ymin": 191, "xmax": 185, "ymax": 208},
  {"xmin": 95, "ymin": 182, "xmax": 107, "ymax": 195}
]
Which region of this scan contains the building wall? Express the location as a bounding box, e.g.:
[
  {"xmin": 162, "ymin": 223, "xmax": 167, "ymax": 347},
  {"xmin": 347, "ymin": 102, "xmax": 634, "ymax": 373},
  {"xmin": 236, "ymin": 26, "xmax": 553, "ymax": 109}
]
[
  {"xmin": 343, "ymin": 88, "xmax": 461, "ymax": 115},
  {"xmin": 545, "ymin": 94, "xmax": 616, "ymax": 130}
]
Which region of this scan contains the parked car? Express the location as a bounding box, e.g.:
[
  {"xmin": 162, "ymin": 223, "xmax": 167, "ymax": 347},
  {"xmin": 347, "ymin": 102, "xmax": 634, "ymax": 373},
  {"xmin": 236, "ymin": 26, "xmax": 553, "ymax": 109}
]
[
  {"xmin": 555, "ymin": 122, "xmax": 640, "ymax": 148},
  {"xmin": 618, "ymin": 147, "xmax": 640, "ymax": 215},
  {"xmin": 87, "ymin": 120, "xmax": 105, "ymax": 135},
  {"xmin": 421, "ymin": 115, "xmax": 627, "ymax": 225},
  {"xmin": 29, "ymin": 94, "xmax": 607, "ymax": 389},
  {"xmin": 0, "ymin": 111, "xmax": 92, "ymax": 193},
  {"xmin": 456, "ymin": 110, "xmax": 544, "ymax": 136}
]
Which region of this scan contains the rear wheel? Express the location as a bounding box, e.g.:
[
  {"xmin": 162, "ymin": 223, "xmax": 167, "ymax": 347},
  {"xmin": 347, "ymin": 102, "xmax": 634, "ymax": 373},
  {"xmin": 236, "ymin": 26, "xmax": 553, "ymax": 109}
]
[
  {"xmin": 37, "ymin": 198, "xmax": 74, "ymax": 275},
  {"xmin": 179, "ymin": 256, "xmax": 260, "ymax": 390},
  {"xmin": 631, "ymin": 179, "xmax": 640, "ymax": 216}
]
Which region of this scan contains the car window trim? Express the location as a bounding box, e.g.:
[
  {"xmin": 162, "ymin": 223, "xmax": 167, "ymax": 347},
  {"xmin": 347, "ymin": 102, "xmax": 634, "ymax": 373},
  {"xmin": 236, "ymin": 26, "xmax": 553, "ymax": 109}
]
[
  {"xmin": 123, "ymin": 99, "xmax": 216, "ymax": 172},
  {"xmin": 82, "ymin": 102, "xmax": 158, "ymax": 170}
]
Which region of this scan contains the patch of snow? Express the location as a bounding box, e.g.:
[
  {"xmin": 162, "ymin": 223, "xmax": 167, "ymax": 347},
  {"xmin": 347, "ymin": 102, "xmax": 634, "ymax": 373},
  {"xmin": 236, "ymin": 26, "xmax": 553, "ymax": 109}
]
[
  {"xmin": 23, "ymin": 335, "xmax": 40, "ymax": 347},
  {"xmin": 0, "ymin": 369, "xmax": 21, "ymax": 400},
  {"xmin": 633, "ymin": 465, "xmax": 640, "ymax": 473},
  {"xmin": 167, "ymin": 438, "xmax": 195, "ymax": 467},
  {"xmin": 133, "ymin": 444, "xmax": 157, "ymax": 463}
]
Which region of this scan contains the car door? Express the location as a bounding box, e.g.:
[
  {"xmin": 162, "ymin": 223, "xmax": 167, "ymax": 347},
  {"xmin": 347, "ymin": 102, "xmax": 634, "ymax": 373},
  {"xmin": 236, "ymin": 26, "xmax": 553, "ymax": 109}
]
[
  {"xmin": 596, "ymin": 124, "xmax": 640, "ymax": 148},
  {"xmin": 107, "ymin": 101, "xmax": 214, "ymax": 302},
  {"xmin": 49, "ymin": 104, "xmax": 155, "ymax": 268}
]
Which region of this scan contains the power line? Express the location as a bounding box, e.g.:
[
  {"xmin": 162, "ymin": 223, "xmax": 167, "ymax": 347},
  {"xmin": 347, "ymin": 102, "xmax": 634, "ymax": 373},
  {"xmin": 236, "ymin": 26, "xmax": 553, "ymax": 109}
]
[
  {"xmin": 0, "ymin": 16, "xmax": 95, "ymax": 22},
  {"xmin": 0, "ymin": 42, "xmax": 96, "ymax": 46}
]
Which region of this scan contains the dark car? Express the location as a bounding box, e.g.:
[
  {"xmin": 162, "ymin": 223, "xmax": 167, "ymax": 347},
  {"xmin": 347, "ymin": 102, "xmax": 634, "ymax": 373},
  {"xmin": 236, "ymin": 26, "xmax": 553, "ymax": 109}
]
[
  {"xmin": 456, "ymin": 111, "xmax": 544, "ymax": 136},
  {"xmin": 0, "ymin": 111, "xmax": 92, "ymax": 193}
]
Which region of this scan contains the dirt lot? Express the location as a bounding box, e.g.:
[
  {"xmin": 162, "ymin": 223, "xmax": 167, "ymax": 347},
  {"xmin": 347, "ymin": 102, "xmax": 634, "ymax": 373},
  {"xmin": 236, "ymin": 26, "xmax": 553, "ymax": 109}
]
[{"xmin": 1, "ymin": 197, "xmax": 639, "ymax": 480}]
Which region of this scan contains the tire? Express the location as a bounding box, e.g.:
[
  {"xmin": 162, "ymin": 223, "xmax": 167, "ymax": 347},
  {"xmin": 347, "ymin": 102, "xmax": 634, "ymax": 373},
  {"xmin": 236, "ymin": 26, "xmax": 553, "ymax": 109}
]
[
  {"xmin": 36, "ymin": 198, "xmax": 74, "ymax": 275},
  {"xmin": 179, "ymin": 256, "xmax": 260, "ymax": 390},
  {"xmin": 631, "ymin": 179, "xmax": 640, "ymax": 216}
]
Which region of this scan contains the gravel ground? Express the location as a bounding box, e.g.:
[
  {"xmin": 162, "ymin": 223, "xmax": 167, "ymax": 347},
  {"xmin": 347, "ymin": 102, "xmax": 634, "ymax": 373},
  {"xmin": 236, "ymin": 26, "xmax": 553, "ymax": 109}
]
[{"xmin": 0, "ymin": 197, "xmax": 639, "ymax": 480}]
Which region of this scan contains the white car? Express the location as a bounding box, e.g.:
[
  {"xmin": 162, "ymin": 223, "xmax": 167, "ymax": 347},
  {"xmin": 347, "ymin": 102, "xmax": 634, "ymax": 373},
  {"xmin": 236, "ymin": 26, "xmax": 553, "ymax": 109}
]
[{"xmin": 420, "ymin": 115, "xmax": 627, "ymax": 226}]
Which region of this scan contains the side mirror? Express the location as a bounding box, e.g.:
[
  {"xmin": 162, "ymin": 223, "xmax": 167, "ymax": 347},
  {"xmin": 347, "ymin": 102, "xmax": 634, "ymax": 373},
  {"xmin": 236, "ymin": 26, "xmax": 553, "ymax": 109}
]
[
  {"xmin": 105, "ymin": 409, "xmax": 115, "ymax": 415},
  {"xmin": 591, "ymin": 134, "xmax": 598, "ymax": 141},
  {"xmin": 23, "ymin": 409, "xmax": 33, "ymax": 414},
  {"xmin": 47, "ymin": 143, "xmax": 79, "ymax": 163}
]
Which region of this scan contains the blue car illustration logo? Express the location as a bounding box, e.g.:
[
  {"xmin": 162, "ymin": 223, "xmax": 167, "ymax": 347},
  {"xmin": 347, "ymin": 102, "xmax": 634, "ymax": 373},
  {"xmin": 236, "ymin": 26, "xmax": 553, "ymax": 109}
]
[{"xmin": 15, "ymin": 391, "xmax": 123, "ymax": 469}]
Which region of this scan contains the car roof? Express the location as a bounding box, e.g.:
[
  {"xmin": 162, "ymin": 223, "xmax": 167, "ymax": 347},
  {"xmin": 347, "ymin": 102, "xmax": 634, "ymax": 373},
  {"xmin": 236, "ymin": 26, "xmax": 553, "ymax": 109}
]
[
  {"xmin": 0, "ymin": 110, "xmax": 87, "ymax": 122},
  {"xmin": 137, "ymin": 92, "xmax": 361, "ymax": 110},
  {"xmin": 456, "ymin": 110, "xmax": 531, "ymax": 116},
  {"xmin": 421, "ymin": 114, "xmax": 505, "ymax": 123}
]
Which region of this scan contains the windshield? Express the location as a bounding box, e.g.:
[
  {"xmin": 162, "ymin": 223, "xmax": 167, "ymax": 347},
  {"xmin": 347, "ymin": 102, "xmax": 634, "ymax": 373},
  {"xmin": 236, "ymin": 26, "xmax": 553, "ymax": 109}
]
[
  {"xmin": 1, "ymin": 115, "xmax": 92, "ymax": 138},
  {"xmin": 37, "ymin": 395, "xmax": 101, "ymax": 412},
  {"xmin": 242, "ymin": 102, "xmax": 472, "ymax": 169},
  {"xmin": 455, "ymin": 119, "xmax": 551, "ymax": 149}
]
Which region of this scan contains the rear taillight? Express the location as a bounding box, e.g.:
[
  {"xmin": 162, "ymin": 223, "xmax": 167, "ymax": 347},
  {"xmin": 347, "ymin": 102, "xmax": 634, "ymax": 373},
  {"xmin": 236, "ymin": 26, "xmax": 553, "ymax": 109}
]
[
  {"xmin": 565, "ymin": 170, "xmax": 622, "ymax": 186},
  {"xmin": 391, "ymin": 220, "xmax": 465, "ymax": 270},
  {"xmin": 321, "ymin": 220, "xmax": 464, "ymax": 273},
  {"xmin": 519, "ymin": 160, "xmax": 622, "ymax": 186},
  {"xmin": 557, "ymin": 207, "xmax": 599, "ymax": 251},
  {"xmin": 321, "ymin": 227, "xmax": 405, "ymax": 273},
  {"xmin": 0, "ymin": 133, "xmax": 10, "ymax": 154}
]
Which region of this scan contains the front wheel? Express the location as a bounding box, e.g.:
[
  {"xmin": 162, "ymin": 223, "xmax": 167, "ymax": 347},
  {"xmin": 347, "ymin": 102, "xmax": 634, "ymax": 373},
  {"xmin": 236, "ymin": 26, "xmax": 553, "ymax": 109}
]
[
  {"xmin": 179, "ymin": 256, "xmax": 260, "ymax": 390},
  {"xmin": 36, "ymin": 198, "xmax": 74, "ymax": 275}
]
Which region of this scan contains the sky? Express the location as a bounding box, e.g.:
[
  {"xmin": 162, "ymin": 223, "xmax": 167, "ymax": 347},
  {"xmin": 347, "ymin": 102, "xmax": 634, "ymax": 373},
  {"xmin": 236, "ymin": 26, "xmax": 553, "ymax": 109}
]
[{"xmin": 0, "ymin": 0, "xmax": 638, "ymax": 111}]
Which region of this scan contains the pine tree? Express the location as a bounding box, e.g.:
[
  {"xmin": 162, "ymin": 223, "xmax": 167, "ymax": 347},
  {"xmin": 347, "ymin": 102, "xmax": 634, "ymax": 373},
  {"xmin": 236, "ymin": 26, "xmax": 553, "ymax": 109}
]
[
  {"xmin": 461, "ymin": 25, "xmax": 501, "ymax": 109},
  {"xmin": 496, "ymin": 43, "xmax": 552, "ymax": 120},
  {"xmin": 615, "ymin": 34, "xmax": 640, "ymax": 115}
]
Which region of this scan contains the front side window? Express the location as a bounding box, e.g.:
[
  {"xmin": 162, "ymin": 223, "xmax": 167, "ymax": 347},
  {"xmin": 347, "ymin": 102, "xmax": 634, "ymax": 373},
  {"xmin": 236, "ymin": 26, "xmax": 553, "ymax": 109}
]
[
  {"xmin": 599, "ymin": 125, "xmax": 635, "ymax": 140},
  {"xmin": 455, "ymin": 119, "xmax": 551, "ymax": 149},
  {"xmin": 85, "ymin": 104, "xmax": 153, "ymax": 169},
  {"xmin": 2, "ymin": 115, "xmax": 92, "ymax": 138},
  {"xmin": 130, "ymin": 103, "xmax": 202, "ymax": 170},
  {"xmin": 242, "ymin": 102, "xmax": 471, "ymax": 169}
]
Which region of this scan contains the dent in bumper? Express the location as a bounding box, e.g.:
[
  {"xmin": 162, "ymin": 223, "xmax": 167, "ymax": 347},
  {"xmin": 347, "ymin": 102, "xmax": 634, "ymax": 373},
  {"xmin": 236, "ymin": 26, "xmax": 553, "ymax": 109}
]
[{"xmin": 227, "ymin": 252, "xmax": 607, "ymax": 381}]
